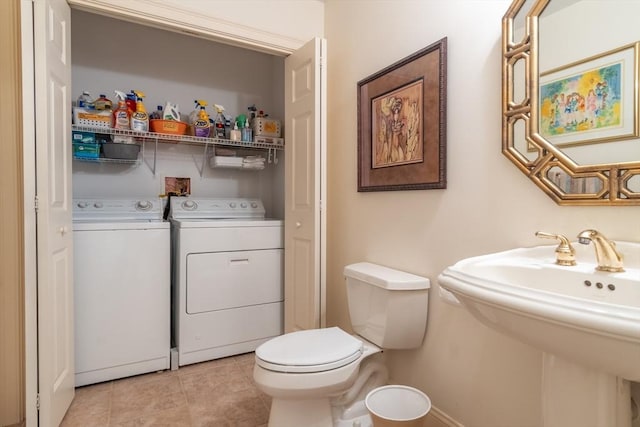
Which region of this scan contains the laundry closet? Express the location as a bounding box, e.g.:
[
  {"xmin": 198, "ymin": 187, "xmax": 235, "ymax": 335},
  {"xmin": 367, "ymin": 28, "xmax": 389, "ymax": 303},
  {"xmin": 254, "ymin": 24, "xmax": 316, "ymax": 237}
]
[
  {"xmin": 70, "ymin": 8, "xmax": 290, "ymax": 381},
  {"xmin": 71, "ymin": 10, "xmax": 286, "ymax": 212}
]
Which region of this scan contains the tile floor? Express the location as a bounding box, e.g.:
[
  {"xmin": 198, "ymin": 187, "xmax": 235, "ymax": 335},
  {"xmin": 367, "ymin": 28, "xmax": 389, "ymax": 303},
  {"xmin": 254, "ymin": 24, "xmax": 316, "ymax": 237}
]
[{"xmin": 60, "ymin": 352, "xmax": 270, "ymax": 427}]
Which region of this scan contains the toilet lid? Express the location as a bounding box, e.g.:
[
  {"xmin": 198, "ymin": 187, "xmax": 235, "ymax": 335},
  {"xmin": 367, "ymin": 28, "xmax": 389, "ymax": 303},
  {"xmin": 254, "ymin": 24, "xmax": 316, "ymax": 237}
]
[{"xmin": 255, "ymin": 327, "xmax": 364, "ymax": 373}]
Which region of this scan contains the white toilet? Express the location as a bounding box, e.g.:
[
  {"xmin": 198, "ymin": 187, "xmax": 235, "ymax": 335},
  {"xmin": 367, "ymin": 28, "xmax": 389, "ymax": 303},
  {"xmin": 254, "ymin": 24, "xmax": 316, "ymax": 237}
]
[{"xmin": 253, "ymin": 262, "xmax": 430, "ymax": 427}]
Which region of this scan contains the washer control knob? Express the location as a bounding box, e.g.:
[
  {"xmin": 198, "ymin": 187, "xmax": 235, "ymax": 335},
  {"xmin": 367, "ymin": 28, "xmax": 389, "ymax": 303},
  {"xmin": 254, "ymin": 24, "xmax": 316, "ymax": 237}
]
[
  {"xmin": 229, "ymin": 202, "xmax": 236, "ymax": 208},
  {"xmin": 94, "ymin": 202, "xmax": 103, "ymax": 209},
  {"xmin": 77, "ymin": 201, "xmax": 89, "ymax": 209},
  {"xmin": 182, "ymin": 200, "xmax": 196, "ymax": 210},
  {"xmin": 240, "ymin": 202, "xmax": 247, "ymax": 208},
  {"xmin": 251, "ymin": 202, "xmax": 258, "ymax": 208},
  {"xmin": 136, "ymin": 200, "xmax": 152, "ymax": 211}
]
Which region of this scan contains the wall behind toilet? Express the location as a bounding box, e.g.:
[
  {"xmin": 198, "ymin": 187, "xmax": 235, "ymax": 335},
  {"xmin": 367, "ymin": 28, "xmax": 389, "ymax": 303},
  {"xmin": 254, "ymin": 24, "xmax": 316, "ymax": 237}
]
[{"xmin": 324, "ymin": 1, "xmax": 640, "ymax": 426}]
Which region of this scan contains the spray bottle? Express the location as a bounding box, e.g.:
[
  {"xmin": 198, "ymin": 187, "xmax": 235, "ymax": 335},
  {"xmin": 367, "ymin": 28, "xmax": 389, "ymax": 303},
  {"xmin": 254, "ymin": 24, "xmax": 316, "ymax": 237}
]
[
  {"xmin": 213, "ymin": 104, "xmax": 226, "ymax": 139},
  {"xmin": 112, "ymin": 90, "xmax": 133, "ymax": 143},
  {"xmin": 190, "ymin": 100, "xmax": 211, "ymax": 138},
  {"xmin": 126, "ymin": 91, "xmax": 137, "ymax": 114},
  {"xmin": 112, "ymin": 91, "xmax": 131, "ymax": 130},
  {"xmin": 130, "ymin": 90, "xmax": 149, "ymax": 132}
]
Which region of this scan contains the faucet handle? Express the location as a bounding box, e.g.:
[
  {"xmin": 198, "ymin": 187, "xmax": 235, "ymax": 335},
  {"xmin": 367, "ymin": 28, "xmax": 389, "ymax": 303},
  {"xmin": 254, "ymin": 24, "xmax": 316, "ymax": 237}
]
[{"xmin": 535, "ymin": 231, "xmax": 577, "ymax": 266}]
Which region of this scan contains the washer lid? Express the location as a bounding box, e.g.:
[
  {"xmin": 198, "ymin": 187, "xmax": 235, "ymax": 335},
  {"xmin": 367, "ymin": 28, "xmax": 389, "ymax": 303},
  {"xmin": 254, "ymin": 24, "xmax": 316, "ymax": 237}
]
[{"xmin": 255, "ymin": 327, "xmax": 363, "ymax": 373}]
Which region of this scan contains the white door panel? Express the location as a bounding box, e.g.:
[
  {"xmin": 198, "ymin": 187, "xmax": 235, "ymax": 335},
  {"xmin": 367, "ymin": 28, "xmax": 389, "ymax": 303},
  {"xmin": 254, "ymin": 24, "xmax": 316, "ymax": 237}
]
[
  {"xmin": 284, "ymin": 37, "xmax": 327, "ymax": 332},
  {"xmin": 34, "ymin": 0, "xmax": 75, "ymax": 424}
]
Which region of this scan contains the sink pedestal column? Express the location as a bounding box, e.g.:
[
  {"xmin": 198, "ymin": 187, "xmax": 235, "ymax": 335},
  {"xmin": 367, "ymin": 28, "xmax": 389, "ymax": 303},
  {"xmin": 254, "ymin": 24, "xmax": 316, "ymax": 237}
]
[{"xmin": 542, "ymin": 353, "xmax": 631, "ymax": 427}]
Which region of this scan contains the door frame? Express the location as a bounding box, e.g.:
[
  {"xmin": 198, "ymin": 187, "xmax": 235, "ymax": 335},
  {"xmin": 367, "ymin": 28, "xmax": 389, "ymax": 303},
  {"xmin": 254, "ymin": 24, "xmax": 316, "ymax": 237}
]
[{"xmin": 21, "ymin": 0, "xmax": 38, "ymax": 425}]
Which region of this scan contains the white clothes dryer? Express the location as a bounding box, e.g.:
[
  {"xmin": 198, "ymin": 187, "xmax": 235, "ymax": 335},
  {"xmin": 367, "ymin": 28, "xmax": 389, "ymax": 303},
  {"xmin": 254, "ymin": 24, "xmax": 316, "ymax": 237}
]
[
  {"xmin": 170, "ymin": 197, "xmax": 283, "ymax": 367},
  {"xmin": 73, "ymin": 198, "xmax": 170, "ymax": 386}
]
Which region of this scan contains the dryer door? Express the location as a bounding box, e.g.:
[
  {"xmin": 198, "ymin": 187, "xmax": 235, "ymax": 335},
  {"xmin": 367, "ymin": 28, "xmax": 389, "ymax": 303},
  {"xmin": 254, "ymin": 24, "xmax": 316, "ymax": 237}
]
[{"xmin": 186, "ymin": 249, "xmax": 283, "ymax": 314}]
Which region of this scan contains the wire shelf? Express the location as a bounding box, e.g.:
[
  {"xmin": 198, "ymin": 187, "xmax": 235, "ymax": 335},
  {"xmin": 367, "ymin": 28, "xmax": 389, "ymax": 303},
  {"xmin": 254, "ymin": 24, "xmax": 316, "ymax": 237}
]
[{"xmin": 72, "ymin": 125, "xmax": 284, "ymax": 150}]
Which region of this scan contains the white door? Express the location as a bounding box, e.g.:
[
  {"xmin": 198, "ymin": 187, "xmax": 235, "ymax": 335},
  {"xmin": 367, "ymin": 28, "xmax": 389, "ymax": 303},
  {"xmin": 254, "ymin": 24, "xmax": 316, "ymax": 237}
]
[
  {"xmin": 284, "ymin": 37, "xmax": 327, "ymax": 332},
  {"xmin": 34, "ymin": 0, "xmax": 75, "ymax": 424}
]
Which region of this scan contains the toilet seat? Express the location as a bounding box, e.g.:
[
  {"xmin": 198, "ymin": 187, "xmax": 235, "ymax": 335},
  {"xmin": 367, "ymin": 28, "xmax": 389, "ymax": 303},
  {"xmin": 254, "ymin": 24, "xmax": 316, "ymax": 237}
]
[{"xmin": 255, "ymin": 327, "xmax": 363, "ymax": 373}]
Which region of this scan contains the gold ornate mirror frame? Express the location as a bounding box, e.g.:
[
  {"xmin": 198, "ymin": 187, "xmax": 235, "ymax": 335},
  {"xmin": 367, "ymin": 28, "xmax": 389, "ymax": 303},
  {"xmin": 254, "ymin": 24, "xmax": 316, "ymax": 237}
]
[{"xmin": 502, "ymin": 0, "xmax": 640, "ymax": 205}]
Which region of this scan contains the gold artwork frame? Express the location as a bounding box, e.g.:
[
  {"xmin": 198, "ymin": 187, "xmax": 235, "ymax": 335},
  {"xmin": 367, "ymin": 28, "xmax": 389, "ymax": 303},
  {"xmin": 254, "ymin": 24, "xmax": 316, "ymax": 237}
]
[{"xmin": 502, "ymin": 0, "xmax": 640, "ymax": 205}]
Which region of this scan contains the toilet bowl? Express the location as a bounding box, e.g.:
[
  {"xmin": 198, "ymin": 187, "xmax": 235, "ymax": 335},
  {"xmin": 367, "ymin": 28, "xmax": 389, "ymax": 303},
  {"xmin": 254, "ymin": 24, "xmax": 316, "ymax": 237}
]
[
  {"xmin": 254, "ymin": 327, "xmax": 382, "ymax": 397},
  {"xmin": 253, "ymin": 262, "xmax": 431, "ymax": 427}
]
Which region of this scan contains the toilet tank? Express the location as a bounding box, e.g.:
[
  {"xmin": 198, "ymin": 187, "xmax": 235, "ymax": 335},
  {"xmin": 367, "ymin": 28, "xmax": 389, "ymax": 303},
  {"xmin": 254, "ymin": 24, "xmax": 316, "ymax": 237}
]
[{"xmin": 344, "ymin": 262, "xmax": 430, "ymax": 349}]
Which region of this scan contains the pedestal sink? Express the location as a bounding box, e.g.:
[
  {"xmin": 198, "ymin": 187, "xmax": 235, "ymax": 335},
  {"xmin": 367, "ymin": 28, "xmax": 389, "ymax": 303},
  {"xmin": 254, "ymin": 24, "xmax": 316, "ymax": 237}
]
[{"xmin": 438, "ymin": 241, "xmax": 640, "ymax": 427}]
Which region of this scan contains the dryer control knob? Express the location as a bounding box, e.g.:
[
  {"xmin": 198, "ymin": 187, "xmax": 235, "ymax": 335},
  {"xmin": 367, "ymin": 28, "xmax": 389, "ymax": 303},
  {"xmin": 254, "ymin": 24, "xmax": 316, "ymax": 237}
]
[
  {"xmin": 182, "ymin": 200, "xmax": 196, "ymax": 210},
  {"xmin": 94, "ymin": 202, "xmax": 103, "ymax": 209},
  {"xmin": 250, "ymin": 202, "xmax": 258, "ymax": 208},
  {"xmin": 77, "ymin": 201, "xmax": 89, "ymax": 209},
  {"xmin": 229, "ymin": 202, "xmax": 236, "ymax": 208},
  {"xmin": 136, "ymin": 200, "xmax": 152, "ymax": 211},
  {"xmin": 240, "ymin": 202, "xmax": 247, "ymax": 208}
]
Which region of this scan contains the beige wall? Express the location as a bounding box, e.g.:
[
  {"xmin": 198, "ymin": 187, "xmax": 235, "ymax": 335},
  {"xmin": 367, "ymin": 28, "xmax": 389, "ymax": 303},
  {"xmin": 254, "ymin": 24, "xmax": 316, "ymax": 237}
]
[
  {"xmin": 0, "ymin": 0, "xmax": 25, "ymax": 425},
  {"xmin": 324, "ymin": 1, "xmax": 640, "ymax": 426}
]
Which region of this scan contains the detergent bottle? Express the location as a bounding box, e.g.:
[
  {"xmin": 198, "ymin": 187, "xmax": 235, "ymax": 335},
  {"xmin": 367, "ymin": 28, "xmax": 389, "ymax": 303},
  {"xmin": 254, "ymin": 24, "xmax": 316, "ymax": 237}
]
[
  {"xmin": 163, "ymin": 102, "xmax": 180, "ymax": 121},
  {"xmin": 130, "ymin": 90, "xmax": 149, "ymax": 132},
  {"xmin": 190, "ymin": 100, "xmax": 211, "ymax": 138},
  {"xmin": 213, "ymin": 104, "xmax": 226, "ymax": 138}
]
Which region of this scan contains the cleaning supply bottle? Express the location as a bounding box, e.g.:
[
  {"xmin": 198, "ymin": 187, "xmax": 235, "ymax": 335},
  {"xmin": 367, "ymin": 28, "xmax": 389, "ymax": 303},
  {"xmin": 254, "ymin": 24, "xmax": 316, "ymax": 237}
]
[
  {"xmin": 241, "ymin": 118, "xmax": 253, "ymax": 143},
  {"xmin": 224, "ymin": 116, "xmax": 232, "ymax": 139},
  {"xmin": 77, "ymin": 91, "xmax": 94, "ymax": 109},
  {"xmin": 213, "ymin": 104, "xmax": 226, "ymax": 139},
  {"xmin": 230, "ymin": 121, "xmax": 241, "ymax": 141},
  {"xmin": 112, "ymin": 90, "xmax": 133, "ymax": 143},
  {"xmin": 112, "ymin": 91, "xmax": 131, "ymax": 130},
  {"xmin": 94, "ymin": 94, "xmax": 112, "ymax": 111},
  {"xmin": 130, "ymin": 90, "xmax": 149, "ymax": 132},
  {"xmin": 163, "ymin": 102, "xmax": 180, "ymax": 121},
  {"xmin": 126, "ymin": 91, "xmax": 137, "ymax": 115},
  {"xmin": 150, "ymin": 105, "xmax": 163, "ymax": 120},
  {"xmin": 190, "ymin": 100, "xmax": 211, "ymax": 138}
]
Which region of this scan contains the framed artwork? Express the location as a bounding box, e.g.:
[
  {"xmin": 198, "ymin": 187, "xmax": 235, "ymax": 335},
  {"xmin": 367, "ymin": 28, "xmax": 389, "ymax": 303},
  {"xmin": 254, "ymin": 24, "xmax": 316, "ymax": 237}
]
[
  {"xmin": 357, "ymin": 37, "xmax": 447, "ymax": 192},
  {"xmin": 539, "ymin": 42, "xmax": 639, "ymax": 148}
]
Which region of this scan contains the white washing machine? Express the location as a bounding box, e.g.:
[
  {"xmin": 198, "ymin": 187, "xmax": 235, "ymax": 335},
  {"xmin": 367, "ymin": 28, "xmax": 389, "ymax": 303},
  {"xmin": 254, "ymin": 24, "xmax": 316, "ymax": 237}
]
[
  {"xmin": 73, "ymin": 198, "xmax": 170, "ymax": 386},
  {"xmin": 170, "ymin": 197, "xmax": 284, "ymax": 367}
]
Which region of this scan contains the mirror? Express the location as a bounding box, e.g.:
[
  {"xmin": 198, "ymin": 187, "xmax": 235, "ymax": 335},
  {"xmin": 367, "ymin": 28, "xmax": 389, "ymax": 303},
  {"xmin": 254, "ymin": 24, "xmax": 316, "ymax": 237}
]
[{"xmin": 502, "ymin": 0, "xmax": 640, "ymax": 205}]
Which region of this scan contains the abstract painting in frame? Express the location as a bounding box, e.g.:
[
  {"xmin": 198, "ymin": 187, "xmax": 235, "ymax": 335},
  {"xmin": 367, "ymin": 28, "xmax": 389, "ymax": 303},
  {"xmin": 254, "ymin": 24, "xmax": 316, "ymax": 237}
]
[{"xmin": 357, "ymin": 38, "xmax": 447, "ymax": 191}]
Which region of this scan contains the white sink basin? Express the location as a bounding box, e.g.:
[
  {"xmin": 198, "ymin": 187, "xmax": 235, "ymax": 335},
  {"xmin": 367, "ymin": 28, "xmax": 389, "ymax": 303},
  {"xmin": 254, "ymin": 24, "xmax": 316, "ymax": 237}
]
[{"xmin": 438, "ymin": 241, "xmax": 640, "ymax": 381}]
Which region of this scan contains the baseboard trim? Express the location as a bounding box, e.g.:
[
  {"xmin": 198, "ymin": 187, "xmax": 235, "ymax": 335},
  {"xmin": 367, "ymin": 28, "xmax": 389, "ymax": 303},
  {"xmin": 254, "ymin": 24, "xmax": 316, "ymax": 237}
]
[{"xmin": 425, "ymin": 404, "xmax": 465, "ymax": 427}]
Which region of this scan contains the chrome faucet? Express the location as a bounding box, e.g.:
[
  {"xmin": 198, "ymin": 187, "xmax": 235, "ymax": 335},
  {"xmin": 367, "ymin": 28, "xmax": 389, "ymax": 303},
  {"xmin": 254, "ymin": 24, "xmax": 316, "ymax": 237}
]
[{"xmin": 577, "ymin": 229, "xmax": 625, "ymax": 272}]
